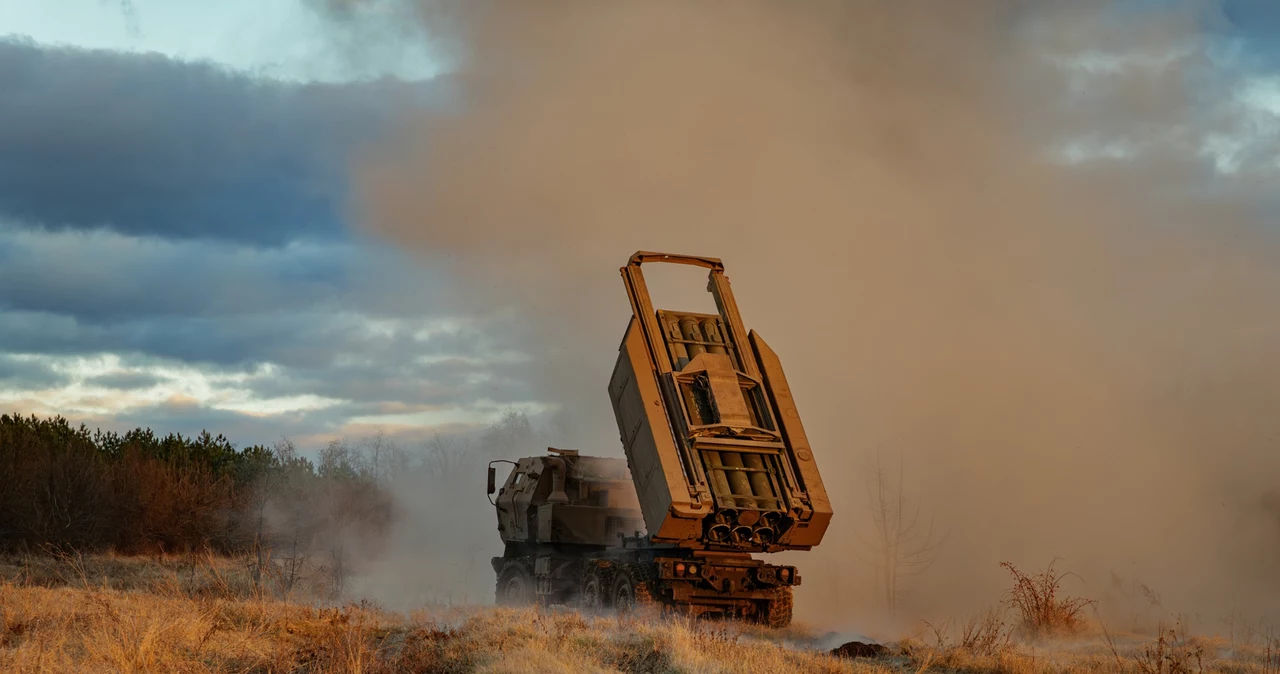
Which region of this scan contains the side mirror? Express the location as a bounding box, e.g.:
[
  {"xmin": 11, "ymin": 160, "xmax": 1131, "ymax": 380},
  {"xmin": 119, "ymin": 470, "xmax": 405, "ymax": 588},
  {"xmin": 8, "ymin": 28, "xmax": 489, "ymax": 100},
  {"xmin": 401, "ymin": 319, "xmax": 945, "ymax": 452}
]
[{"xmin": 486, "ymin": 466, "xmax": 496, "ymax": 495}]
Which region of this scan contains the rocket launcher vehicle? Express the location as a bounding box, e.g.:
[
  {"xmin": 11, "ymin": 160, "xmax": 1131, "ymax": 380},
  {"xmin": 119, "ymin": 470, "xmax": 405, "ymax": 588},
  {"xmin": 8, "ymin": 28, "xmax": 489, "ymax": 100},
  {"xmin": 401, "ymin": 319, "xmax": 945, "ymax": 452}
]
[{"xmin": 608, "ymin": 252, "xmax": 833, "ymax": 553}]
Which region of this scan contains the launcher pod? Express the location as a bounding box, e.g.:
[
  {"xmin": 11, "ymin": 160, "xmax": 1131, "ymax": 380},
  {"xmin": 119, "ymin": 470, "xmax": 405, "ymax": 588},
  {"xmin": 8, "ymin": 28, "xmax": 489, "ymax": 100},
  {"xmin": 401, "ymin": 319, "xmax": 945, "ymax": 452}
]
[{"xmin": 610, "ymin": 251, "xmax": 832, "ymax": 552}]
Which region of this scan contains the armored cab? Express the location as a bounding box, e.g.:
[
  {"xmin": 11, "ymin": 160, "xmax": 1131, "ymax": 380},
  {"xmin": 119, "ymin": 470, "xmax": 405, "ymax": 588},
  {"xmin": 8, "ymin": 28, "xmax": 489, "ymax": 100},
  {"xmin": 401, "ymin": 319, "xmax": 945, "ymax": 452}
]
[
  {"xmin": 492, "ymin": 448, "xmax": 646, "ymax": 549},
  {"xmin": 609, "ymin": 252, "xmax": 833, "ymax": 553}
]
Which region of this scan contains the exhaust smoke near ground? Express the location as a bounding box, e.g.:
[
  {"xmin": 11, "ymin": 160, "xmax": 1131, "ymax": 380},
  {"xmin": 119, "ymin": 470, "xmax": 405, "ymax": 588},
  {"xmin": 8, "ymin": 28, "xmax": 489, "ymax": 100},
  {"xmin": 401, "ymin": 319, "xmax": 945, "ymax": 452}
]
[
  {"xmin": 322, "ymin": 1, "xmax": 1278, "ymax": 633},
  {"xmin": 342, "ymin": 413, "xmax": 555, "ymax": 611}
]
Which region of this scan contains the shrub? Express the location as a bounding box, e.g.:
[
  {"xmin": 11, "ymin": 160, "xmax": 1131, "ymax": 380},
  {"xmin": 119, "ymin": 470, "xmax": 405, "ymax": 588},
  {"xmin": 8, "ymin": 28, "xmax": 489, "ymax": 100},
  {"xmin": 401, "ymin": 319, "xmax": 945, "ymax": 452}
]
[{"xmin": 999, "ymin": 560, "xmax": 1095, "ymax": 636}]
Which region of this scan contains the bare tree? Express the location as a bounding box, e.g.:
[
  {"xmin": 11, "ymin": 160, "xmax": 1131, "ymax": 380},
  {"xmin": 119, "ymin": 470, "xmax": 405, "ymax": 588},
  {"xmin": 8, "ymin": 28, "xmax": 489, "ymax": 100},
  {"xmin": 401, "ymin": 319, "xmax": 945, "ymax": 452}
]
[
  {"xmin": 482, "ymin": 409, "xmax": 541, "ymax": 459},
  {"xmin": 258, "ymin": 437, "xmax": 317, "ymax": 597},
  {"xmin": 246, "ymin": 437, "xmax": 294, "ymax": 594},
  {"xmin": 319, "ymin": 437, "xmax": 369, "ymax": 479},
  {"xmin": 420, "ymin": 432, "xmax": 471, "ymax": 480},
  {"xmin": 860, "ymin": 453, "xmax": 947, "ymax": 620},
  {"xmin": 361, "ymin": 430, "xmax": 409, "ymax": 484}
]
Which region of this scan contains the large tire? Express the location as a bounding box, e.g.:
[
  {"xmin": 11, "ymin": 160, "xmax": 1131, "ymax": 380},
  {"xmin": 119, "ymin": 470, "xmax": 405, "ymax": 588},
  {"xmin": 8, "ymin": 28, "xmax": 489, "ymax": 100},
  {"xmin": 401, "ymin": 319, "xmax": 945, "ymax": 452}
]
[
  {"xmin": 611, "ymin": 563, "xmax": 656, "ymax": 613},
  {"xmin": 495, "ymin": 559, "xmax": 534, "ymax": 606},
  {"xmin": 580, "ymin": 562, "xmax": 613, "ymax": 611},
  {"xmin": 758, "ymin": 586, "xmax": 793, "ymax": 628}
]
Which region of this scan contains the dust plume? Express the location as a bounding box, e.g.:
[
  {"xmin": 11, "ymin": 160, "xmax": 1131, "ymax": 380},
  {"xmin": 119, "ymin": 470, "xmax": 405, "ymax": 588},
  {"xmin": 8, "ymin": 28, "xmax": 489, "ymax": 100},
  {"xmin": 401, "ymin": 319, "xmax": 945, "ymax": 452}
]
[{"xmin": 334, "ymin": 1, "xmax": 1279, "ymax": 631}]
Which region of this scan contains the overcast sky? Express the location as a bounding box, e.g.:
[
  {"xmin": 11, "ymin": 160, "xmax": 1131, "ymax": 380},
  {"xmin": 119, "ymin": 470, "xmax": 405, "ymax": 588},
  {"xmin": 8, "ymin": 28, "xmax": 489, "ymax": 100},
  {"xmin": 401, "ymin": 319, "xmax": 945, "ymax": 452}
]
[
  {"xmin": 0, "ymin": 0, "xmax": 1277, "ymax": 453},
  {"xmin": 0, "ymin": 0, "xmax": 548, "ymax": 450}
]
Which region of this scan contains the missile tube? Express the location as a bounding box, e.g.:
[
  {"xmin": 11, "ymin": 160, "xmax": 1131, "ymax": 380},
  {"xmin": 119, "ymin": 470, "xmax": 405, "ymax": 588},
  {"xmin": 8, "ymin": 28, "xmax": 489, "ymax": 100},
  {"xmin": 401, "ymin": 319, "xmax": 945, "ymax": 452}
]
[
  {"xmin": 704, "ymin": 451, "xmax": 734, "ymax": 505},
  {"xmin": 668, "ymin": 318, "xmax": 690, "ymax": 369},
  {"xmin": 679, "ymin": 317, "xmax": 706, "ymax": 359},
  {"xmin": 741, "ymin": 453, "xmax": 777, "ymax": 506},
  {"xmin": 719, "ymin": 452, "xmax": 757, "ymax": 508},
  {"xmin": 701, "ymin": 319, "xmax": 727, "ymax": 355}
]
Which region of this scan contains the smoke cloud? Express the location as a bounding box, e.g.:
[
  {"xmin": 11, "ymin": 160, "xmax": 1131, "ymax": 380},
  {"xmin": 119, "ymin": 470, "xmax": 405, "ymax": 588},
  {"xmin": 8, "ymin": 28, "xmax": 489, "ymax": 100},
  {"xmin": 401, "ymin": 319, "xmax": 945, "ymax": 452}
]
[{"xmin": 331, "ymin": 1, "xmax": 1279, "ymax": 632}]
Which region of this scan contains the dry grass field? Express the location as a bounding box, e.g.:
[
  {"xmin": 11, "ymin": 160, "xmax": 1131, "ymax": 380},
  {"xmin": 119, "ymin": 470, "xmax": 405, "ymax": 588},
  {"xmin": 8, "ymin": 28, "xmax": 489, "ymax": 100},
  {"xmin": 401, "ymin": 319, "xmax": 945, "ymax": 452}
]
[{"xmin": 0, "ymin": 553, "xmax": 1276, "ymax": 674}]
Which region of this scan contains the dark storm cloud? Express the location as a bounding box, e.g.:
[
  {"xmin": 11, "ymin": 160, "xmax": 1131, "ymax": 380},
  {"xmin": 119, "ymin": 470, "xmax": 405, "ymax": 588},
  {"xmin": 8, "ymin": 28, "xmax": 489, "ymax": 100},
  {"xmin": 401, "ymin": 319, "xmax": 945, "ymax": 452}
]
[
  {"xmin": 85, "ymin": 371, "xmax": 167, "ymax": 390},
  {"xmin": 0, "ymin": 355, "xmax": 68, "ymax": 389},
  {"xmin": 250, "ymin": 352, "xmax": 538, "ymax": 410},
  {"xmin": 0, "ymin": 38, "xmax": 438, "ymax": 245},
  {"xmin": 0, "ymin": 222, "xmax": 459, "ymax": 324},
  {"xmin": 0, "ymin": 225, "xmax": 351, "ymax": 322},
  {"xmin": 1224, "ymin": 0, "xmax": 1280, "ymax": 34},
  {"xmin": 0, "ymin": 309, "xmax": 392, "ymax": 369},
  {"xmin": 1218, "ymin": 0, "xmax": 1280, "ymax": 70}
]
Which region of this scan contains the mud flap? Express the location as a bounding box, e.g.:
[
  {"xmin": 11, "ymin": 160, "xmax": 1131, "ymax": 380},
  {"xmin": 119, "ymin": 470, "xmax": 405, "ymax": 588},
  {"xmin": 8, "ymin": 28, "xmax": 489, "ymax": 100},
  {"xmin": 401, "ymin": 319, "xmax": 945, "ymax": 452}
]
[{"xmin": 534, "ymin": 556, "xmax": 554, "ymax": 596}]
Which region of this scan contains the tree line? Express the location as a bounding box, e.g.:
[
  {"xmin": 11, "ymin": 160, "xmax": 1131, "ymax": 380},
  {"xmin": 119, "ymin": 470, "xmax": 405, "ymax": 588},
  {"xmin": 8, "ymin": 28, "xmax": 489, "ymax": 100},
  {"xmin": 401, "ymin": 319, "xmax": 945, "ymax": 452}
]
[{"xmin": 0, "ymin": 413, "xmax": 399, "ymax": 560}]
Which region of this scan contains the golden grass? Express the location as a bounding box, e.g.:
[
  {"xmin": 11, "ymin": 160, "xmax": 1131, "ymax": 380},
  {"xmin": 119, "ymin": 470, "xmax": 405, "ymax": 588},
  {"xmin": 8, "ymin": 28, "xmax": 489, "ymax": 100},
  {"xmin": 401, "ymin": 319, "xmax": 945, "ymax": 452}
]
[{"xmin": 0, "ymin": 554, "xmax": 1276, "ymax": 674}]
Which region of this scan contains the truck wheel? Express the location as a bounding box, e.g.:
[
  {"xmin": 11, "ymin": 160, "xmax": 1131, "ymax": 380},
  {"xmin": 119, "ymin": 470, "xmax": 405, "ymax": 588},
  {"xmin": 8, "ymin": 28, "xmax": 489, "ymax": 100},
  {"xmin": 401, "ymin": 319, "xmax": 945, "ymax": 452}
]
[
  {"xmin": 495, "ymin": 559, "xmax": 534, "ymax": 606},
  {"xmin": 580, "ymin": 563, "xmax": 612, "ymax": 610},
  {"xmin": 611, "ymin": 563, "xmax": 655, "ymax": 613},
  {"xmin": 758, "ymin": 586, "xmax": 793, "ymax": 628}
]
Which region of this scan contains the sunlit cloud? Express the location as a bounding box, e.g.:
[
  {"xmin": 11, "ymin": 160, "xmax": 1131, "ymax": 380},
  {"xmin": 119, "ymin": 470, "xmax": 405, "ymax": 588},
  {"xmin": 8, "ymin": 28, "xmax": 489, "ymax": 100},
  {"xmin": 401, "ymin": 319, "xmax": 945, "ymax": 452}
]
[{"xmin": 0, "ymin": 0, "xmax": 443, "ymax": 83}]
